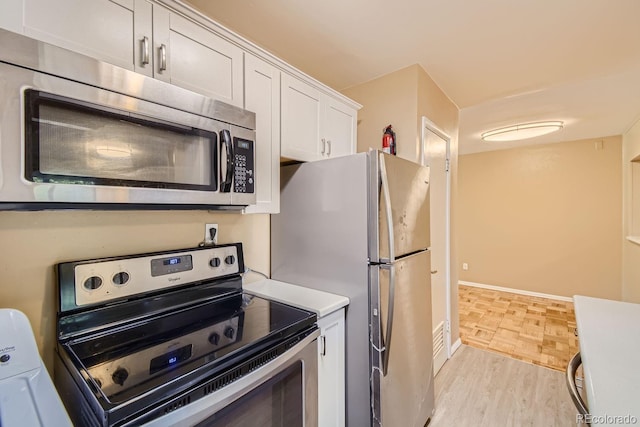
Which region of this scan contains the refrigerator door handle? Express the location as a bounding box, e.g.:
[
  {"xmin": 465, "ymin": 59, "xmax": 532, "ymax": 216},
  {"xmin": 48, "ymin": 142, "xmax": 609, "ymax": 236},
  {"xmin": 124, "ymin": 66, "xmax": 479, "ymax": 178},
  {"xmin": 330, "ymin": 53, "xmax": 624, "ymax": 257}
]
[
  {"xmin": 379, "ymin": 153, "xmax": 395, "ymax": 262},
  {"xmin": 380, "ymin": 264, "xmax": 396, "ymax": 376}
]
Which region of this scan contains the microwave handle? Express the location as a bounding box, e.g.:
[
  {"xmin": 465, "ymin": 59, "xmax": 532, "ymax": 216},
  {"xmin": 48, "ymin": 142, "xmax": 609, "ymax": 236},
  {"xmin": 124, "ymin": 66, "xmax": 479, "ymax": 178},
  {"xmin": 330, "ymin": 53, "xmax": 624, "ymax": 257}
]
[{"xmin": 220, "ymin": 129, "xmax": 234, "ymax": 192}]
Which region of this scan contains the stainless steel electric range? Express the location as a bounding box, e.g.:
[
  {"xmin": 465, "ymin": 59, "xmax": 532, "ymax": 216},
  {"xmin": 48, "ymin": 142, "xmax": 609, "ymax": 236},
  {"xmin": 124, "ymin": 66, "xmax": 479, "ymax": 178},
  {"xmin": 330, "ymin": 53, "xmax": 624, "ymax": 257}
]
[{"xmin": 54, "ymin": 243, "xmax": 319, "ymax": 427}]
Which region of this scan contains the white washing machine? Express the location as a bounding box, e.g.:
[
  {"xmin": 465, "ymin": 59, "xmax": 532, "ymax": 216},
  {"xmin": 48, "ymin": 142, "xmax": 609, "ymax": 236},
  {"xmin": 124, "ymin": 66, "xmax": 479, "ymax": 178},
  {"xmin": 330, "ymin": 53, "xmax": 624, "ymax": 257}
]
[{"xmin": 0, "ymin": 309, "xmax": 72, "ymax": 427}]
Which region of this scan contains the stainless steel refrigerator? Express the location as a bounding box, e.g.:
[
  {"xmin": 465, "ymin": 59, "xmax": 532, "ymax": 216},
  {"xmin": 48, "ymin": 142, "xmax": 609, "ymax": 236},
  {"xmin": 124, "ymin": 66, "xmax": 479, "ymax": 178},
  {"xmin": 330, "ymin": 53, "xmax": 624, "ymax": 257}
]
[{"xmin": 271, "ymin": 151, "xmax": 434, "ymax": 426}]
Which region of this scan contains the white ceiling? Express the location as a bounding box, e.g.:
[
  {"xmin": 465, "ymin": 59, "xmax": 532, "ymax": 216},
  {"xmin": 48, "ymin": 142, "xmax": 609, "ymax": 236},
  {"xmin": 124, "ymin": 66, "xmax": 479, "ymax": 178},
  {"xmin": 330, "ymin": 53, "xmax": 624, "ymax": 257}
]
[{"xmin": 186, "ymin": 0, "xmax": 640, "ymax": 154}]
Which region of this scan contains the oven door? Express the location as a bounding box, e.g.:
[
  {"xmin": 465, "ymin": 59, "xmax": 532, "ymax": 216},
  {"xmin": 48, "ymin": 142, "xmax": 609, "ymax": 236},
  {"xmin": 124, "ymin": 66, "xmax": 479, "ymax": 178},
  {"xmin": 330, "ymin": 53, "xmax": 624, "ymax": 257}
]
[{"xmin": 139, "ymin": 329, "xmax": 319, "ymax": 427}]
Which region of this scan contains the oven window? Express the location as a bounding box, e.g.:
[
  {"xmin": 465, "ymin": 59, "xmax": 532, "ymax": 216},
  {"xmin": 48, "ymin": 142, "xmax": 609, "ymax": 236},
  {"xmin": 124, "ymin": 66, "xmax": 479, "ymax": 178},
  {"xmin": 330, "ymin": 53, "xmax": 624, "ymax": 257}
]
[
  {"xmin": 24, "ymin": 90, "xmax": 218, "ymax": 191},
  {"xmin": 196, "ymin": 362, "xmax": 304, "ymax": 427}
]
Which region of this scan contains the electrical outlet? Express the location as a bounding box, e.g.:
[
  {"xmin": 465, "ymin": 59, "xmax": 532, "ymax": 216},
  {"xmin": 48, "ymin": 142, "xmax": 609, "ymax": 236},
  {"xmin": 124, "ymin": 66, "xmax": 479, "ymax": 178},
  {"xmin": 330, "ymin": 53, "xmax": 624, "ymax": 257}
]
[
  {"xmin": 462, "ymin": 263, "xmax": 469, "ymax": 271},
  {"xmin": 205, "ymin": 224, "xmax": 218, "ymax": 245}
]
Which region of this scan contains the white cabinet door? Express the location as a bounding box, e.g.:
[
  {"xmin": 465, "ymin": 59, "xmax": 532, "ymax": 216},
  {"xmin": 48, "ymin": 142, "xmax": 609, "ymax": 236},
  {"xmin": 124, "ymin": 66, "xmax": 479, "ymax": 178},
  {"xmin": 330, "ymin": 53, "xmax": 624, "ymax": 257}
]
[
  {"xmin": 281, "ymin": 74, "xmax": 357, "ymax": 162},
  {"xmin": 154, "ymin": 11, "xmax": 244, "ymax": 107},
  {"xmin": 323, "ymin": 95, "xmax": 357, "ymax": 159},
  {"xmin": 19, "ymin": 0, "xmax": 243, "ymax": 105},
  {"xmin": 281, "ymin": 73, "xmax": 323, "ymax": 162},
  {"xmin": 0, "ymin": 0, "xmax": 23, "ymax": 34},
  {"xmin": 22, "ymin": 0, "xmax": 148, "ymax": 73},
  {"xmin": 243, "ymin": 54, "xmax": 281, "ymax": 214},
  {"xmin": 318, "ymin": 309, "xmax": 346, "ymax": 427}
]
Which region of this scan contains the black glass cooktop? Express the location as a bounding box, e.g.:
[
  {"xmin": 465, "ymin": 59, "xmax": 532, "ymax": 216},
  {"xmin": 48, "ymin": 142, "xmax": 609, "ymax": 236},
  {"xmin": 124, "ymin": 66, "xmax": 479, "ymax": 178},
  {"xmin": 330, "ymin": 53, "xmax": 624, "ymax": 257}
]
[{"xmin": 63, "ymin": 292, "xmax": 316, "ymax": 404}]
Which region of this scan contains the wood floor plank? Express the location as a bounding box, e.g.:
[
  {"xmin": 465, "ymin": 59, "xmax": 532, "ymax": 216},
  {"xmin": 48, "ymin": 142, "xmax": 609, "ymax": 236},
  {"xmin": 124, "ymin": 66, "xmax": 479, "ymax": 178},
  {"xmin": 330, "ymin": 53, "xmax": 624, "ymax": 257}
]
[
  {"xmin": 458, "ymin": 284, "xmax": 579, "ymax": 372},
  {"xmin": 430, "ymin": 346, "xmax": 578, "ymax": 426}
]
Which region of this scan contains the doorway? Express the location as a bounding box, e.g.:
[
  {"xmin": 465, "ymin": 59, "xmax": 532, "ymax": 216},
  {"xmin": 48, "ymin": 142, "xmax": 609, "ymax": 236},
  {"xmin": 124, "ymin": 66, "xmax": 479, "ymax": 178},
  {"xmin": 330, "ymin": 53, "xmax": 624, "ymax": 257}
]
[{"xmin": 421, "ymin": 116, "xmax": 451, "ymax": 375}]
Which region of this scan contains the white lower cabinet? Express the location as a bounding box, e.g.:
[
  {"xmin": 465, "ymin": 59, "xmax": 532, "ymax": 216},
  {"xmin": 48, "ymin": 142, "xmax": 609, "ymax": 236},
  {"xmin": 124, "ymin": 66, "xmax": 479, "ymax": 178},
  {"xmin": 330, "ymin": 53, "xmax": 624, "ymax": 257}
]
[{"xmin": 317, "ymin": 308, "xmax": 346, "ymax": 427}]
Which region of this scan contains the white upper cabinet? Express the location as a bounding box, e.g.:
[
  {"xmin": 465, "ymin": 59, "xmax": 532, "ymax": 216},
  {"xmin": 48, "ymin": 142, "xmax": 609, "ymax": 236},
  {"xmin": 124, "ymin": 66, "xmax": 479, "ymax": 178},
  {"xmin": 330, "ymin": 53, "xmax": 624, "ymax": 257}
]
[
  {"xmin": 281, "ymin": 73, "xmax": 357, "ymax": 162},
  {"xmin": 154, "ymin": 10, "xmax": 243, "ymax": 106},
  {"xmin": 323, "ymin": 95, "xmax": 357, "ymax": 159},
  {"xmin": 243, "ymin": 53, "xmax": 281, "ymax": 214},
  {"xmin": 0, "ymin": 0, "xmax": 27, "ymax": 34},
  {"xmin": 281, "ymin": 73, "xmax": 323, "ymax": 162},
  {"xmin": 5, "ymin": 0, "xmax": 243, "ymax": 106},
  {"xmin": 21, "ymin": 0, "xmax": 144, "ymax": 72}
]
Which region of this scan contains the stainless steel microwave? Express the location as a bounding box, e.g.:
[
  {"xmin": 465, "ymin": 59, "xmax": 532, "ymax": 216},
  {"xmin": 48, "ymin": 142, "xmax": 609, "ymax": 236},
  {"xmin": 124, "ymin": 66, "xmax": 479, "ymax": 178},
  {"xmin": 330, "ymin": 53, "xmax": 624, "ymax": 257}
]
[{"xmin": 0, "ymin": 29, "xmax": 256, "ymax": 210}]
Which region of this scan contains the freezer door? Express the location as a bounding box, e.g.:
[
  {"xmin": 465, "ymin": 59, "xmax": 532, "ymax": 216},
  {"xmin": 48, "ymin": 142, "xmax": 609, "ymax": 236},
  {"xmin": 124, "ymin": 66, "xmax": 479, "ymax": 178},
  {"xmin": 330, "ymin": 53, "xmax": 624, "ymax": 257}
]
[
  {"xmin": 371, "ymin": 152, "xmax": 431, "ymax": 262},
  {"xmin": 370, "ymin": 250, "xmax": 434, "ymax": 427}
]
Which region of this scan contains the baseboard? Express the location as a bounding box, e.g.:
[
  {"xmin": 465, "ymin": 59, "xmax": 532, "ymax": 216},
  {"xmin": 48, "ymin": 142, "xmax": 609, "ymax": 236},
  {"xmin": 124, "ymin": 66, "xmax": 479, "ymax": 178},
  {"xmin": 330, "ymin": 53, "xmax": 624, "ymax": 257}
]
[
  {"xmin": 458, "ymin": 280, "xmax": 573, "ymax": 302},
  {"xmin": 450, "ymin": 338, "xmax": 462, "ymax": 355}
]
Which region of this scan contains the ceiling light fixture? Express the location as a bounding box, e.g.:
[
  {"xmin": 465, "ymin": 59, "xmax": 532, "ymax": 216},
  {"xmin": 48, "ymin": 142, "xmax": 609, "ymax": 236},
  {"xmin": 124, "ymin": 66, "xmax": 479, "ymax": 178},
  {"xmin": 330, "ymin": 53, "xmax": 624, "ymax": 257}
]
[{"xmin": 481, "ymin": 121, "xmax": 563, "ymax": 142}]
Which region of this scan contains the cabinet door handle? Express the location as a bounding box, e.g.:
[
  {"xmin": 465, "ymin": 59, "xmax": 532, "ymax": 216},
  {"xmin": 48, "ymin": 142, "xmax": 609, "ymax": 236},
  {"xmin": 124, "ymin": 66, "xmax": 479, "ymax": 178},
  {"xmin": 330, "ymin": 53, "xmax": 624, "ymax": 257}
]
[
  {"xmin": 320, "ymin": 335, "xmax": 326, "ymax": 356},
  {"xmin": 431, "ymin": 270, "xmax": 438, "ymax": 274},
  {"xmin": 327, "ymin": 140, "xmax": 332, "ymax": 156},
  {"xmin": 159, "ymin": 44, "xmax": 167, "ymax": 72},
  {"xmin": 321, "ymin": 138, "xmax": 326, "ymax": 155},
  {"xmin": 140, "ymin": 36, "xmax": 150, "ymax": 66}
]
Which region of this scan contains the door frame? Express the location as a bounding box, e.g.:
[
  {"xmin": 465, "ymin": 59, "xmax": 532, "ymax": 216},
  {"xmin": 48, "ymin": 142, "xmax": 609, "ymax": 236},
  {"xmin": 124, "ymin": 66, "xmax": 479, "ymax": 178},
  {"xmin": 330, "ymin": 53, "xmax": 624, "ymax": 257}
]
[{"xmin": 420, "ymin": 116, "xmax": 452, "ymax": 361}]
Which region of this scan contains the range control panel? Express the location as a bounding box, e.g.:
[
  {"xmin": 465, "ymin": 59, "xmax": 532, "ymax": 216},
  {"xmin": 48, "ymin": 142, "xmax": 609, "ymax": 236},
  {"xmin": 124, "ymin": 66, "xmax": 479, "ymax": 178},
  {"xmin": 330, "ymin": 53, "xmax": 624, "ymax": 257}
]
[{"xmin": 73, "ymin": 245, "xmax": 241, "ymax": 307}]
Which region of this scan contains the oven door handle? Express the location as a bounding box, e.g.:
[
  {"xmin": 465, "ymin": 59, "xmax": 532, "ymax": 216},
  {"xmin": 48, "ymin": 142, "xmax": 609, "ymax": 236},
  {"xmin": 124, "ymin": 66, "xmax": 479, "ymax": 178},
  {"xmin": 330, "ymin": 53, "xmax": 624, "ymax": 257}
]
[{"xmin": 138, "ymin": 328, "xmax": 320, "ymax": 427}]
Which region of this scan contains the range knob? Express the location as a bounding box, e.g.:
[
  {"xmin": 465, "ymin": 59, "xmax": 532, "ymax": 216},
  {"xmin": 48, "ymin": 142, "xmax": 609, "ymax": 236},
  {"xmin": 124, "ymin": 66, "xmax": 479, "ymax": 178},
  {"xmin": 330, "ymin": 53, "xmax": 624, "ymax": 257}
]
[
  {"xmin": 224, "ymin": 327, "xmax": 235, "ymax": 340},
  {"xmin": 112, "ymin": 368, "xmax": 129, "ymax": 386},
  {"xmin": 209, "ymin": 257, "xmax": 221, "ymax": 268},
  {"xmin": 112, "ymin": 271, "xmax": 130, "ymax": 285},
  {"xmin": 208, "ymin": 332, "xmax": 221, "ymax": 346},
  {"xmin": 83, "ymin": 276, "xmax": 103, "ymax": 290},
  {"xmin": 224, "ymin": 255, "xmax": 235, "ymax": 265},
  {"xmin": 0, "ymin": 354, "xmax": 10, "ymax": 363}
]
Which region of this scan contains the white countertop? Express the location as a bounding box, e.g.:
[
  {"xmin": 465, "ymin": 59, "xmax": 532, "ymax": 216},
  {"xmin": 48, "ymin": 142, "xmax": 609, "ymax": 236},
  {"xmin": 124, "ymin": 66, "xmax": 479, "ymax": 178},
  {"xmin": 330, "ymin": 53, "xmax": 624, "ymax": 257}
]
[
  {"xmin": 244, "ymin": 279, "xmax": 349, "ymax": 318},
  {"xmin": 574, "ymin": 295, "xmax": 640, "ymax": 423}
]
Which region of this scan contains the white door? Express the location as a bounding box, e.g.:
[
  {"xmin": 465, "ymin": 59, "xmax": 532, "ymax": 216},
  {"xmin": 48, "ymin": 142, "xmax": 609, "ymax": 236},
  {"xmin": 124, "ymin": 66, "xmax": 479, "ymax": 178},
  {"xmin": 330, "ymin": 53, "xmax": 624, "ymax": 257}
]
[{"xmin": 421, "ymin": 117, "xmax": 451, "ymax": 375}]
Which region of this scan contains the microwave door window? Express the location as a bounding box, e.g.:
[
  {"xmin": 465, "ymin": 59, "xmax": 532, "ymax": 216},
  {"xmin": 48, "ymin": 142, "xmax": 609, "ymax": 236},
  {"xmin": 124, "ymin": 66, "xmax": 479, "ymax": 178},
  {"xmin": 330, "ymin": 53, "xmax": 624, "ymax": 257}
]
[{"xmin": 27, "ymin": 91, "xmax": 218, "ymax": 192}]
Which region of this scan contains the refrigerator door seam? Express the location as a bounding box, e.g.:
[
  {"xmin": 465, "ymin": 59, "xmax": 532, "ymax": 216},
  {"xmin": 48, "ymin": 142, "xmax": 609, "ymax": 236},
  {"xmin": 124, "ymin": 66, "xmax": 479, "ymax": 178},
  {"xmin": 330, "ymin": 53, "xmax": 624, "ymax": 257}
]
[
  {"xmin": 379, "ymin": 152, "xmax": 395, "ymax": 263},
  {"xmin": 380, "ymin": 264, "xmax": 395, "ymax": 376}
]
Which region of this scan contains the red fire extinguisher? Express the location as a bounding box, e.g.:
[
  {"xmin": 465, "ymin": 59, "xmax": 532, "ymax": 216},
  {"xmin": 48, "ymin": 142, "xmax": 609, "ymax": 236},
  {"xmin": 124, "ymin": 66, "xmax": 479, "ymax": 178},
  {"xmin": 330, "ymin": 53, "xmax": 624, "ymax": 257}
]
[{"xmin": 382, "ymin": 125, "xmax": 396, "ymax": 155}]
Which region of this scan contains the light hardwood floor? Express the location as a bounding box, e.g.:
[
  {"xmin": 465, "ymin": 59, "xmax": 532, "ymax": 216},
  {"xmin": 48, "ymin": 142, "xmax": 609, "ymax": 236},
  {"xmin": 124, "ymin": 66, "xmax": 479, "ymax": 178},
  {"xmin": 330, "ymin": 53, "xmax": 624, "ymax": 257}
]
[
  {"xmin": 430, "ymin": 345, "xmax": 578, "ymax": 427},
  {"xmin": 458, "ymin": 285, "xmax": 579, "ymax": 372}
]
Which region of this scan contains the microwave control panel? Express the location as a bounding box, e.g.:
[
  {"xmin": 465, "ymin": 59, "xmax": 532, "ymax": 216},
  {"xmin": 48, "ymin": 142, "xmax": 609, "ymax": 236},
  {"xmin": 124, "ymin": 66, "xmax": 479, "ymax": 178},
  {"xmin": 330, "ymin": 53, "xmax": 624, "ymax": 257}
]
[{"xmin": 233, "ymin": 138, "xmax": 255, "ymax": 194}]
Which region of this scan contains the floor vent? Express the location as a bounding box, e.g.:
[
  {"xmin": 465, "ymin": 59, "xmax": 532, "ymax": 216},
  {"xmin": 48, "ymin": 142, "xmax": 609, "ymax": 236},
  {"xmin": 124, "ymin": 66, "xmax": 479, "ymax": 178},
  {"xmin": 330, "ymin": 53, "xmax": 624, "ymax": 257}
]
[{"xmin": 433, "ymin": 321, "xmax": 445, "ymax": 360}]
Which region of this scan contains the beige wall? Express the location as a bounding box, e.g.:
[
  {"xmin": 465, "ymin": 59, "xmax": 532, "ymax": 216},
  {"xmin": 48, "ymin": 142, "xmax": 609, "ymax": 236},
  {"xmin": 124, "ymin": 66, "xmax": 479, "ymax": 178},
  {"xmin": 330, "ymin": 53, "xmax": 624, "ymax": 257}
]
[
  {"xmin": 622, "ymin": 119, "xmax": 640, "ymax": 302},
  {"xmin": 458, "ymin": 137, "xmax": 622, "ymax": 299},
  {"xmin": 342, "ymin": 65, "xmax": 418, "ymax": 158},
  {"xmin": 0, "ymin": 210, "xmax": 270, "ymax": 372},
  {"xmin": 342, "ymin": 64, "xmax": 462, "ymax": 342}
]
